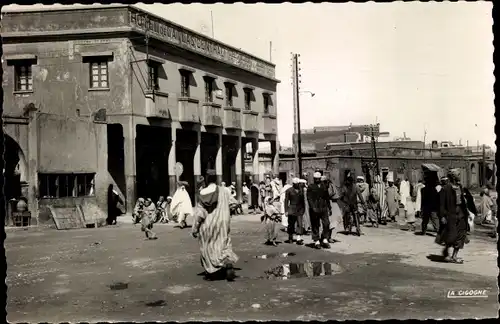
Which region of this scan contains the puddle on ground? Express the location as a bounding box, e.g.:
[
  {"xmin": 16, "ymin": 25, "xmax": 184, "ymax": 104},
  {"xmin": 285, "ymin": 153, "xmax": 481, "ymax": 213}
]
[
  {"xmin": 109, "ymin": 282, "xmax": 129, "ymax": 290},
  {"xmin": 255, "ymin": 252, "xmax": 297, "ymax": 259},
  {"xmin": 264, "ymin": 261, "xmax": 343, "ymax": 280},
  {"xmin": 145, "ymin": 299, "xmax": 166, "ymax": 307}
]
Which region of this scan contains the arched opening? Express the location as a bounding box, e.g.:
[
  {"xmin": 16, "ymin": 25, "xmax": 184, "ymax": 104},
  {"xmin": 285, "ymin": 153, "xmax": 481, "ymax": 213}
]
[{"xmin": 3, "ymin": 135, "xmax": 27, "ymax": 200}]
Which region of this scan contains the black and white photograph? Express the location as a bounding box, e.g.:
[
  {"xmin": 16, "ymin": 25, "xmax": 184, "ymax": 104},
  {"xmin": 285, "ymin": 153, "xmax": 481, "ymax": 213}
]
[{"xmin": 1, "ymin": 2, "xmax": 497, "ymax": 322}]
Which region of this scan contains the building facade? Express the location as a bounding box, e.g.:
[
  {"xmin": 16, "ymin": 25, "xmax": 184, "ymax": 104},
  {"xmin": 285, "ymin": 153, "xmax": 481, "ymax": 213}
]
[{"xmin": 2, "ymin": 5, "xmax": 279, "ymax": 225}]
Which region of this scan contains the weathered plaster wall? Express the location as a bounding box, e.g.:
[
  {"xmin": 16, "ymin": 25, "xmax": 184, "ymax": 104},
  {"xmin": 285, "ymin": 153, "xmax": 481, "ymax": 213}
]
[
  {"xmin": 130, "ymin": 43, "xmax": 277, "ymax": 126},
  {"xmin": 2, "ymin": 39, "xmax": 131, "ymax": 117}
]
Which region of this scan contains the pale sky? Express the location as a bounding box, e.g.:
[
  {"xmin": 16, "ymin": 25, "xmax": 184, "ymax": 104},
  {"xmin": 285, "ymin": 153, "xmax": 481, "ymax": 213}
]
[{"xmin": 4, "ymin": 3, "xmax": 495, "ymax": 149}]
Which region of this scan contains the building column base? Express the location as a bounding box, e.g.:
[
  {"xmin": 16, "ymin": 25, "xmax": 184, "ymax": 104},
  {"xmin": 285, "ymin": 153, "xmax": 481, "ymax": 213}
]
[
  {"xmin": 216, "ymin": 175, "xmax": 223, "ymax": 186},
  {"xmin": 236, "ymin": 174, "xmax": 243, "ymax": 202}
]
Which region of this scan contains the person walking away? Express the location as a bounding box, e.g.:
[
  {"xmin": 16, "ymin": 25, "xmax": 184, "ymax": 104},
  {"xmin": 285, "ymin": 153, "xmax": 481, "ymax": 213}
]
[
  {"xmin": 299, "ymin": 179, "xmax": 311, "ymax": 234},
  {"xmin": 171, "ymin": 181, "xmax": 194, "ymax": 229},
  {"xmin": 307, "ymin": 172, "xmax": 332, "ymax": 249},
  {"xmin": 479, "ymin": 188, "xmax": 495, "ymax": 225},
  {"xmin": 107, "ymin": 184, "xmax": 124, "ymax": 225},
  {"xmin": 280, "ymin": 179, "xmax": 292, "ymax": 229},
  {"xmin": 436, "ymin": 169, "xmax": 472, "ymax": 264},
  {"xmin": 414, "ymin": 180, "xmax": 425, "ymax": 218},
  {"xmin": 419, "ymin": 174, "xmax": 440, "ymax": 236},
  {"xmin": 372, "ymin": 175, "xmax": 387, "ymax": 225},
  {"xmin": 366, "ymin": 191, "xmax": 379, "ymax": 228},
  {"xmin": 259, "ymin": 181, "xmax": 267, "ymax": 212},
  {"xmin": 385, "ymin": 173, "xmax": 399, "ymax": 223},
  {"xmin": 339, "ymin": 176, "xmax": 366, "ymax": 236},
  {"xmin": 141, "ymin": 198, "xmax": 158, "ymax": 240},
  {"xmin": 323, "ymin": 175, "xmax": 341, "ymax": 243},
  {"xmin": 284, "ymin": 178, "xmax": 306, "ymax": 245},
  {"xmin": 133, "ymin": 198, "xmax": 145, "ymax": 224},
  {"xmin": 261, "ymin": 196, "xmax": 282, "ymax": 246},
  {"xmin": 356, "ymin": 176, "xmax": 369, "ymax": 224},
  {"xmin": 191, "ymin": 169, "xmax": 238, "ymax": 281}
]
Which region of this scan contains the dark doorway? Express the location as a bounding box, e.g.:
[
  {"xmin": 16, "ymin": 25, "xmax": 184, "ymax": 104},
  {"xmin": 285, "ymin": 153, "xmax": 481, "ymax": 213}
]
[
  {"xmin": 176, "ymin": 129, "xmax": 197, "ymax": 204},
  {"xmin": 136, "ymin": 125, "xmax": 171, "ymax": 201},
  {"xmin": 222, "ymin": 135, "xmax": 238, "ymax": 185},
  {"xmin": 107, "ymin": 124, "xmax": 126, "ymax": 196},
  {"xmin": 201, "ymin": 133, "xmax": 218, "ymax": 178},
  {"xmin": 4, "ymin": 135, "xmax": 22, "ymax": 200},
  {"xmin": 279, "ymin": 172, "xmax": 287, "ymax": 185}
]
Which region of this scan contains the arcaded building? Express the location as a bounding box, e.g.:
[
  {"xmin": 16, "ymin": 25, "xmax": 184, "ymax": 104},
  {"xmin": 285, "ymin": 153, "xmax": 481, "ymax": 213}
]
[{"xmin": 2, "ymin": 5, "xmax": 280, "ymax": 225}]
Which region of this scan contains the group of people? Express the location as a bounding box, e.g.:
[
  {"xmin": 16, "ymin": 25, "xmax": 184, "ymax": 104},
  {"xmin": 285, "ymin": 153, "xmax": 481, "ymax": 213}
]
[{"xmin": 132, "ymin": 182, "xmax": 195, "ymax": 239}]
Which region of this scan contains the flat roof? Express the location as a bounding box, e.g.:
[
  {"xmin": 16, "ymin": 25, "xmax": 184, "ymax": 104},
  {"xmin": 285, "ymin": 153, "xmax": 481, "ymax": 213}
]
[{"xmin": 1, "ymin": 4, "xmax": 276, "ymax": 68}]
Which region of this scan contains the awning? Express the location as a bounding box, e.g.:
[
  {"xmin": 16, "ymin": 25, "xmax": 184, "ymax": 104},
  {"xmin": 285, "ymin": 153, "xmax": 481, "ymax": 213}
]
[{"xmin": 421, "ymin": 163, "xmax": 441, "ymax": 172}]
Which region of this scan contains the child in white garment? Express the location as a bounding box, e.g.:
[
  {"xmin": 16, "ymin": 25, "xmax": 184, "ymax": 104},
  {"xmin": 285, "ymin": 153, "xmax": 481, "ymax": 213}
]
[{"xmin": 404, "ymin": 196, "xmax": 417, "ymax": 231}]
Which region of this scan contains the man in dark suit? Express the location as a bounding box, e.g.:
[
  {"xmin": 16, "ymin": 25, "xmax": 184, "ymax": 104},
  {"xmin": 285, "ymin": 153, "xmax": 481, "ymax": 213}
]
[
  {"xmin": 307, "ymin": 172, "xmax": 331, "ymax": 249},
  {"xmin": 284, "ymin": 177, "xmax": 306, "ymax": 245}
]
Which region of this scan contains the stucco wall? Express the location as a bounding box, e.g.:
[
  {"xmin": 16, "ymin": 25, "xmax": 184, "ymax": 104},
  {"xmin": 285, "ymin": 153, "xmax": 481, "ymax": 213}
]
[
  {"xmin": 247, "ymin": 156, "xmax": 481, "ymax": 188},
  {"xmin": 130, "ymin": 43, "xmax": 277, "ymax": 126},
  {"xmin": 38, "ymin": 114, "xmax": 98, "ymax": 172},
  {"xmin": 2, "ymin": 39, "xmax": 131, "ymax": 117}
]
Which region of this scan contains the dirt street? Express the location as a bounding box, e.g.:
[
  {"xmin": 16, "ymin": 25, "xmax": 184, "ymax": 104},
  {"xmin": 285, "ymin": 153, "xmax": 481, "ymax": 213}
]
[{"xmin": 6, "ymin": 214, "xmax": 498, "ymax": 322}]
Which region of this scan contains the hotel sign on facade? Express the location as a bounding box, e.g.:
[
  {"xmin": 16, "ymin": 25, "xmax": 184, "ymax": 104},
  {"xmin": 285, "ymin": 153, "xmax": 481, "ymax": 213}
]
[{"xmin": 129, "ymin": 10, "xmax": 276, "ymax": 79}]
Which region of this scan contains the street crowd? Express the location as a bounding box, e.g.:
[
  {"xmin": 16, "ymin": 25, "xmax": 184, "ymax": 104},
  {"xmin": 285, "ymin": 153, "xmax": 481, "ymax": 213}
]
[{"xmin": 121, "ymin": 166, "xmax": 496, "ymax": 281}]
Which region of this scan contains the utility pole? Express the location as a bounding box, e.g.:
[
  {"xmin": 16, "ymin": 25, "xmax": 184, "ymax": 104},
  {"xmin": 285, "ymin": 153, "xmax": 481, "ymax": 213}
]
[
  {"xmin": 371, "ymin": 124, "xmax": 380, "ymax": 176},
  {"xmin": 482, "ymin": 144, "xmax": 486, "ymax": 187},
  {"xmin": 210, "ymin": 10, "xmax": 214, "ymax": 38},
  {"xmin": 423, "ymin": 129, "xmax": 427, "ymax": 161},
  {"xmin": 291, "ymin": 53, "xmax": 302, "ymax": 177}
]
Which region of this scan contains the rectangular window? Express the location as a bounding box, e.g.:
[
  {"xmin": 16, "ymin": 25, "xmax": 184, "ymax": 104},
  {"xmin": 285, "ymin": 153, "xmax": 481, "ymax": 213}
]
[
  {"xmin": 89, "ymin": 60, "xmax": 109, "ymax": 89},
  {"xmin": 15, "ymin": 63, "xmax": 33, "ymax": 91},
  {"xmin": 263, "ymin": 94, "xmax": 270, "ymax": 114},
  {"xmin": 204, "ymin": 77, "xmax": 214, "ymax": 102},
  {"xmin": 148, "ymin": 62, "xmax": 159, "ymax": 90},
  {"xmin": 38, "ymin": 173, "xmax": 96, "ymax": 198},
  {"xmin": 225, "ymin": 83, "xmax": 233, "ymax": 106},
  {"xmin": 244, "ymin": 88, "xmax": 252, "ymax": 110},
  {"xmin": 180, "ymin": 71, "xmax": 190, "ymax": 97}
]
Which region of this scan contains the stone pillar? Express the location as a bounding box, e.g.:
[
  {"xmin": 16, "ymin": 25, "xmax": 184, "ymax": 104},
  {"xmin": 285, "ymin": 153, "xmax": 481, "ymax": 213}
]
[
  {"xmin": 235, "ymin": 136, "xmax": 243, "ymax": 202},
  {"xmin": 215, "ymin": 132, "xmax": 223, "ymax": 185},
  {"xmin": 193, "ymin": 129, "xmax": 202, "ymax": 205},
  {"xmin": 124, "ymin": 119, "xmax": 137, "ymax": 214},
  {"xmin": 271, "ymin": 140, "xmax": 279, "ymax": 177},
  {"xmin": 27, "ymin": 110, "xmax": 39, "ymax": 225},
  {"xmin": 251, "ymin": 139, "xmax": 260, "ymax": 184},
  {"xmin": 168, "ymin": 126, "xmax": 177, "ymax": 197},
  {"xmin": 94, "ymin": 122, "xmax": 109, "ymax": 223}
]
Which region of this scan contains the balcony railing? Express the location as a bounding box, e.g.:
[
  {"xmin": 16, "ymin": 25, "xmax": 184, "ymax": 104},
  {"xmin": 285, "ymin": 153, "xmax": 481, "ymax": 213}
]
[
  {"xmin": 201, "ymin": 102, "xmax": 223, "ymax": 127},
  {"xmin": 242, "ymin": 110, "xmax": 259, "ymax": 132},
  {"xmin": 262, "ymin": 113, "xmax": 277, "ymax": 135},
  {"xmin": 178, "ymin": 97, "xmax": 200, "ymax": 123},
  {"xmin": 145, "ymin": 91, "xmax": 170, "ymax": 119},
  {"xmin": 223, "ymin": 106, "xmax": 242, "ymax": 130}
]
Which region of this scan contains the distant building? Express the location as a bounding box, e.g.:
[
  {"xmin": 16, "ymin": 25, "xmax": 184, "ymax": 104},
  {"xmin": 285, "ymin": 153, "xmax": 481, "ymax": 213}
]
[{"xmin": 293, "ymin": 124, "xmax": 389, "ymax": 151}]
